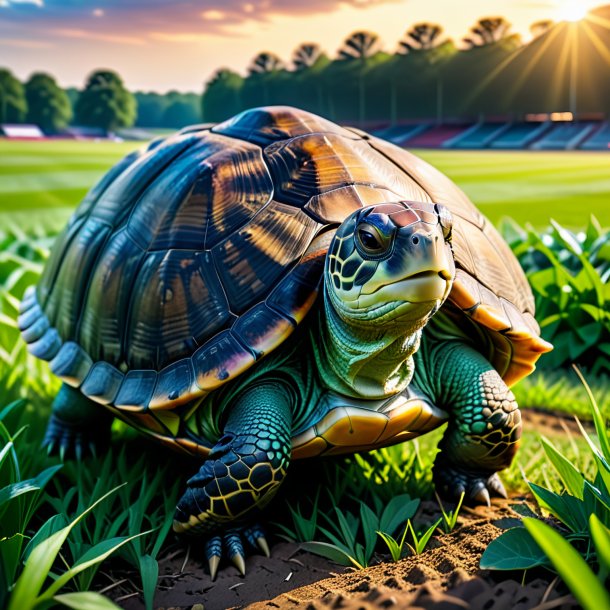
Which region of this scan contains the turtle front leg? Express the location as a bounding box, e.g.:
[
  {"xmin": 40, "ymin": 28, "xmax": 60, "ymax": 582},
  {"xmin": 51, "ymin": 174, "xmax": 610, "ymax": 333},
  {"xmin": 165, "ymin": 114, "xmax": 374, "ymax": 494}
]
[
  {"xmin": 44, "ymin": 383, "xmax": 113, "ymax": 460},
  {"xmin": 173, "ymin": 381, "xmax": 293, "ymax": 579},
  {"xmin": 427, "ymin": 343, "xmax": 521, "ymax": 506}
]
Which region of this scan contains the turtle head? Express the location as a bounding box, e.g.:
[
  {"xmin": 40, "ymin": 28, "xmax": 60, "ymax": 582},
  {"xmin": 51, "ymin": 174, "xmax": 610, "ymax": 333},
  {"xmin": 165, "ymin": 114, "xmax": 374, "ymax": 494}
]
[{"xmin": 325, "ymin": 201, "xmax": 455, "ymax": 330}]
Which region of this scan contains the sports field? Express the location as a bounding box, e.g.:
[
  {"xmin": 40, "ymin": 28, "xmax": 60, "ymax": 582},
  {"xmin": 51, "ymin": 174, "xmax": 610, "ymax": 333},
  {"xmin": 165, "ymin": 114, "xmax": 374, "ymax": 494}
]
[{"xmin": 0, "ymin": 139, "xmax": 608, "ymax": 231}]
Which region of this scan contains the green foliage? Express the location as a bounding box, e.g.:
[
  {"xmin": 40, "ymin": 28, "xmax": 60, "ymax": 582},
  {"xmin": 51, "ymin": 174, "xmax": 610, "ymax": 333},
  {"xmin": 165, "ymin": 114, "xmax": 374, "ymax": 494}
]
[
  {"xmin": 75, "ymin": 70, "xmax": 137, "ymax": 132},
  {"xmin": 25, "ymin": 73, "xmax": 72, "ymax": 133},
  {"xmin": 436, "ymin": 490, "xmax": 465, "ymax": 533},
  {"xmin": 504, "ymin": 217, "xmax": 610, "ymax": 375},
  {"xmin": 513, "ymin": 368, "xmax": 610, "ymax": 420},
  {"xmin": 481, "ymin": 372, "xmax": 610, "ymax": 606},
  {"xmin": 300, "ymin": 494, "xmax": 420, "ymax": 569},
  {"xmin": 405, "ymin": 518, "xmax": 442, "ymax": 555},
  {"xmin": 0, "ymin": 68, "xmax": 27, "ymax": 123},
  {"xmin": 523, "ymin": 517, "xmax": 610, "ymax": 610}
]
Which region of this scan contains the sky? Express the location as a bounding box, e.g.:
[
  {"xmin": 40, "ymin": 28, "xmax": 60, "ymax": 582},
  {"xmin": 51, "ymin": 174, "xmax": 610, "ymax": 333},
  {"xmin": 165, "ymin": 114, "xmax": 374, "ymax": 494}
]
[{"xmin": 0, "ymin": 0, "xmax": 605, "ymax": 92}]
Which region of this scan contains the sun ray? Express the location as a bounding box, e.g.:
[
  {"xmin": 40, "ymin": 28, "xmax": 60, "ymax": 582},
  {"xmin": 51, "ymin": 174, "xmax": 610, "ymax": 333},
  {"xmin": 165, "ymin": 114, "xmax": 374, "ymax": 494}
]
[
  {"xmin": 460, "ymin": 25, "xmax": 563, "ymax": 112},
  {"xmin": 581, "ymin": 21, "xmax": 610, "ymax": 69}
]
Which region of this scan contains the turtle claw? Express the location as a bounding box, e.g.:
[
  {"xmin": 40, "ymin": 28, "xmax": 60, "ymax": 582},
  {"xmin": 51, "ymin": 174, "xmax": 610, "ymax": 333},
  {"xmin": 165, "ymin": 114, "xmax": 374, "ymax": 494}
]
[
  {"xmin": 202, "ymin": 523, "xmax": 270, "ymax": 580},
  {"xmin": 433, "ymin": 462, "xmax": 507, "ymax": 507},
  {"xmin": 42, "ymin": 414, "xmax": 109, "ymax": 461},
  {"xmin": 488, "ymin": 474, "xmax": 508, "ymax": 499},
  {"xmin": 256, "ymin": 536, "xmax": 270, "ymax": 558},
  {"xmin": 231, "ymin": 552, "xmax": 246, "ymax": 576},
  {"xmin": 208, "ymin": 555, "xmax": 221, "ymax": 581},
  {"xmin": 472, "ymin": 485, "xmax": 491, "ymax": 507}
]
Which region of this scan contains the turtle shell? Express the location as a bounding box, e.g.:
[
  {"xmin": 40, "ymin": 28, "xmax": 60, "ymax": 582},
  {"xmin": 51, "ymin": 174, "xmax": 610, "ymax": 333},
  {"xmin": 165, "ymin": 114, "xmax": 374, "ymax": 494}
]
[{"xmin": 20, "ymin": 106, "xmax": 550, "ymax": 451}]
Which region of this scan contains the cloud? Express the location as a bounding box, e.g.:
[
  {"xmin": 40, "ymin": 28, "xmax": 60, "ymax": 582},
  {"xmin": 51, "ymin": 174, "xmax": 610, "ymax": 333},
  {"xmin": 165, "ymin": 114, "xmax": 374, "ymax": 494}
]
[
  {"xmin": 0, "ymin": 0, "xmax": 401, "ymax": 39},
  {"xmin": 0, "ymin": 36, "xmax": 53, "ymax": 47}
]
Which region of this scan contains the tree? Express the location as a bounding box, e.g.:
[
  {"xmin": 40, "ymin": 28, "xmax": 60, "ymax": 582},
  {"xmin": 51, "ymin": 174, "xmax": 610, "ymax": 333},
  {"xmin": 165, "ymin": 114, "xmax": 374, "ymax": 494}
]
[
  {"xmin": 202, "ymin": 68, "xmax": 244, "ymax": 121},
  {"xmin": 399, "ymin": 23, "xmax": 444, "ymax": 53},
  {"xmin": 338, "ymin": 31, "xmax": 380, "ymax": 60},
  {"xmin": 75, "ymin": 69, "xmax": 136, "ymax": 132},
  {"xmin": 463, "ymin": 17, "xmax": 512, "ymax": 48},
  {"xmin": 0, "ymin": 68, "xmax": 27, "ymax": 123},
  {"xmin": 25, "ymin": 72, "xmax": 72, "ymax": 132},
  {"xmin": 292, "ymin": 43, "xmax": 323, "ymax": 70},
  {"xmin": 248, "ymin": 52, "xmax": 283, "ymax": 75},
  {"xmin": 134, "ymin": 91, "xmax": 167, "ymax": 127},
  {"xmin": 162, "ymin": 99, "xmax": 201, "ymax": 128},
  {"xmin": 530, "ymin": 20, "xmax": 554, "ymax": 38}
]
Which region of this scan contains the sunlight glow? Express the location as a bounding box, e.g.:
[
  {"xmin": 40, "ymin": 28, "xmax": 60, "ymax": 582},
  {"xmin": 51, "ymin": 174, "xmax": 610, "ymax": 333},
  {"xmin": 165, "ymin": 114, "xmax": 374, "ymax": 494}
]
[{"xmin": 557, "ymin": 1, "xmax": 588, "ymax": 23}]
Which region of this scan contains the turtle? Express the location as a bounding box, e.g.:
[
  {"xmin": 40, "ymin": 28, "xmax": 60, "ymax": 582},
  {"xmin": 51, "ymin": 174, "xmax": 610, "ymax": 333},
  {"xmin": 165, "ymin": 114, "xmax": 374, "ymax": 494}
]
[{"xmin": 20, "ymin": 105, "xmax": 552, "ymax": 579}]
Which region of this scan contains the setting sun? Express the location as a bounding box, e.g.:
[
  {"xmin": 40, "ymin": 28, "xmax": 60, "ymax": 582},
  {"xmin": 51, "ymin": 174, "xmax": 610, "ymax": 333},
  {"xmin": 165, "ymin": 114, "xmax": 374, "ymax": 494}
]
[{"xmin": 557, "ymin": 0, "xmax": 588, "ymax": 22}]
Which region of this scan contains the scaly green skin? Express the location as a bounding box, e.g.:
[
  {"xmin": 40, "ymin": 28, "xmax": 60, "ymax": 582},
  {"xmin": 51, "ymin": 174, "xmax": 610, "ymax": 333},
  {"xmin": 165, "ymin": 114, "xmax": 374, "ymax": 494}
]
[{"xmin": 412, "ymin": 333, "xmax": 519, "ymax": 502}]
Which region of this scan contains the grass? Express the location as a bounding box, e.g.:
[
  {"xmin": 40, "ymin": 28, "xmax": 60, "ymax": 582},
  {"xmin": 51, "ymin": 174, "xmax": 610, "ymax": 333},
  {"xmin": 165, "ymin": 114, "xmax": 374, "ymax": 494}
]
[
  {"xmin": 0, "ymin": 140, "xmax": 609, "ymax": 230},
  {"xmin": 417, "ymin": 149, "xmax": 610, "ymax": 228},
  {"xmin": 0, "ymin": 140, "xmax": 141, "ymax": 232}
]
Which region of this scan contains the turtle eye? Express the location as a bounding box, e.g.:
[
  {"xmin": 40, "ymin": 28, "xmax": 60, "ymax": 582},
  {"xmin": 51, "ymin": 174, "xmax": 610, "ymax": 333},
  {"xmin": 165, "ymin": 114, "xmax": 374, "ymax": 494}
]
[
  {"xmin": 356, "ymin": 223, "xmax": 388, "ymax": 256},
  {"xmin": 359, "ymin": 230, "xmax": 381, "ymax": 251}
]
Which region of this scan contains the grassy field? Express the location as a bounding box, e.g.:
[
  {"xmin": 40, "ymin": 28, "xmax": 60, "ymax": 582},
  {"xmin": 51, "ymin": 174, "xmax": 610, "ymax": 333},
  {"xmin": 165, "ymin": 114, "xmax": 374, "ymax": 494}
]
[{"xmin": 0, "ymin": 139, "xmax": 608, "ymax": 231}]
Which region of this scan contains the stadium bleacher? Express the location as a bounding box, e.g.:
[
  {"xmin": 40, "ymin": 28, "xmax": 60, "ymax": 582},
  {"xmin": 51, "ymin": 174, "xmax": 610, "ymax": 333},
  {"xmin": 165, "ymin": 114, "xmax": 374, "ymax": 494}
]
[
  {"xmin": 450, "ymin": 122, "xmax": 508, "ymax": 149},
  {"xmin": 403, "ymin": 125, "xmax": 470, "ymax": 148},
  {"xmin": 489, "ymin": 122, "xmax": 551, "ymax": 149},
  {"xmin": 580, "ymin": 122, "xmax": 610, "ymax": 150},
  {"xmin": 371, "ymin": 124, "xmax": 431, "ymax": 146},
  {"xmin": 532, "ymin": 122, "xmax": 597, "ymax": 150}
]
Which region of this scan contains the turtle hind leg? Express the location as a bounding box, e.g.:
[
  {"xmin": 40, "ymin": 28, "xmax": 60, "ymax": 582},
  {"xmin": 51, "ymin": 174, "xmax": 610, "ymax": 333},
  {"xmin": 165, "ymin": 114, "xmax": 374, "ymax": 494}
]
[
  {"xmin": 421, "ymin": 341, "xmax": 520, "ymax": 506},
  {"xmin": 43, "ymin": 383, "xmax": 113, "ymax": 460},
  {"xmin": 173, "ymin": 380, "xmax": 293, "ymax": 579}
]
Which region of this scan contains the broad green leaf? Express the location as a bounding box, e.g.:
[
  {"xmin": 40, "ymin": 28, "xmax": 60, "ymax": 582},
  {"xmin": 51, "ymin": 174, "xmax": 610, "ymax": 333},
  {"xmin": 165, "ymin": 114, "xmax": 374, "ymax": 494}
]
[
  {"xmin": 380, "ymin": 495, "xmax": 419, "ymax": 536},
  {"xmin": 540, "ymin": 436, "xmax": 584, "ymax": 499},
  {"xmin": 480, "ymin": 527, "xmax": 548, "ymax": 570},
  {"xmin": 53, "ymin": 591, "xmax": 120, "ymax": 610},
  {"xmin": 524, "ymin": 517, "xmax": 610, "ymax": 610},
  {"xmin": 590, "ymin": 514, "xmax": 610, "ymax": 571}
]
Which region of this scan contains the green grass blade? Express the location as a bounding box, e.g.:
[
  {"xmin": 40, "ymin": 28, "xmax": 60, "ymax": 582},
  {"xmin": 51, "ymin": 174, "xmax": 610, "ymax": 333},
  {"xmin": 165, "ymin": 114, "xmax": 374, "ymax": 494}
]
[
  {"xmin": 43, "ymin": 531, "xmax": 151, "ymax": 598},
  {"xmin": 53, "ymin": 591, "xmax": 121, "ymax": 609},
  {"xmin": 139, "ymin": 554, "xmax": 159, "ymax": 610},
  {"xmin": 0, "ymin": 464, "xmax": 62, "ymax": 507},
  {"xmin": 417, "ymin": 518, "xmax": 442, "ymax": 554},
  {"xmin": 300, "ymin": 541, "xmax": 364, "ymax": 569},
  {"xmin": 573, "ymin": 365, "xmax": 610, "ymax": 462},
  {"xmin": 523, "ymin": 517, "xmax": 610, "ymax": 610},
  {"xmin": 539, "ymin": 436, "xmax": 584, "ymax": 499},
  {"xmin": 376, "ymin": 531, "xmax": 401, "ymax": 562},
  {"xmin": 8, "ymin": 483, "xmax": 125, "ymax": 610},
  {"xmin": 590, "ymin": 514, "xmax": 610, "ymax": 572}
]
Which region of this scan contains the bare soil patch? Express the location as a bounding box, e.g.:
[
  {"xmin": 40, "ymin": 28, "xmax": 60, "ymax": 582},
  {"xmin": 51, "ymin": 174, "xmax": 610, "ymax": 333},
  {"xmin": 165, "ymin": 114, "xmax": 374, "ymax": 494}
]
[{"xmin": 104, "ymin": 497, "xmax": 577, "ymax": 610}]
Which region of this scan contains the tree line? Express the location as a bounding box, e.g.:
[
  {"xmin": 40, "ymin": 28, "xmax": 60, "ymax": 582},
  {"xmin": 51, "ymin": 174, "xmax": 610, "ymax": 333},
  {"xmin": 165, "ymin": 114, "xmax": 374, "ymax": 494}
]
[
  {"xmin": 1, "ymin": 14, "xmax": 608, "ymax": 133},
  {"xmin": 0, "ymin": 69, "xmax": 200, "ymax": 133}
]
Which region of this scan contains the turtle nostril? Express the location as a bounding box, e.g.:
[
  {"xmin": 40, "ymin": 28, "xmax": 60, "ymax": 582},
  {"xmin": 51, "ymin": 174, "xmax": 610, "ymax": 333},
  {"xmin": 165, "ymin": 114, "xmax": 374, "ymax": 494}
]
[
  {"xmin": 439, "ymin": 269, "xmax": 452, "ymax": 281},
  {"xmin": 411, "ymin": 235, "xmax": 420, "ymax": 246}
]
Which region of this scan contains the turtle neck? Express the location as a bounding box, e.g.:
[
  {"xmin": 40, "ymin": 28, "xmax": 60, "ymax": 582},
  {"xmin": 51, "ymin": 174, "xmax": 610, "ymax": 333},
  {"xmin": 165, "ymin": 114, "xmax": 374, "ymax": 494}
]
[{"xmin": 310, "ymin": 287, "xmax": 422, "ymax": 400}]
